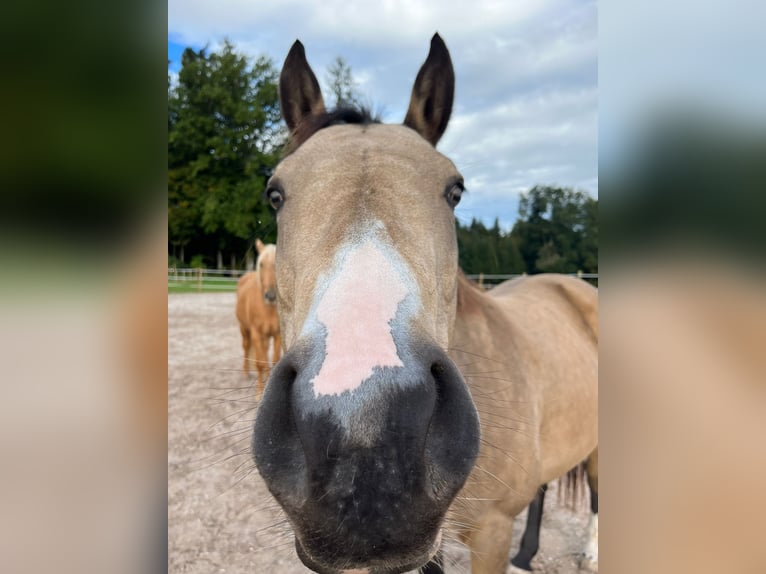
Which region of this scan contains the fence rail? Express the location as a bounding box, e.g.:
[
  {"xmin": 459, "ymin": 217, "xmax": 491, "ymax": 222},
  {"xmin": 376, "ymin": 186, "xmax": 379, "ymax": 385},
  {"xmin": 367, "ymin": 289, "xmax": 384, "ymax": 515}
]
[
  {"xmin": 168, "ymin": 268, "xmax": 598, "ymax": 293},
  {"xmin": 167, "ymin": 267, "xmax": 244, "ymax": 292},
  {"xmin": 465, "ymin": 271, "xmax": 599, "ymax": 289}
]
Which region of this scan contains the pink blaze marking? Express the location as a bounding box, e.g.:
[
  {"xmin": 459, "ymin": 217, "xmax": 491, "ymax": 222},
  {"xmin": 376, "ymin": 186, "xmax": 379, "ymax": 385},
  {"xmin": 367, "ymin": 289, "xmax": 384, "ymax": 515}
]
[{"xmin": 311, "ymin": 241, "xmax": 409, "ymax": 396}]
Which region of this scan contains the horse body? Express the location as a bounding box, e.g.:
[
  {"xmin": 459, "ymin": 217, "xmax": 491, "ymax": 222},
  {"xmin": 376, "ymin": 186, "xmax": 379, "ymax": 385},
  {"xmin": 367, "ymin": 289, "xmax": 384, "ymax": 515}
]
[
  {"xmin": 484, "ymin": 273, "xmax": 597, "ymax": 484},
  {"xmin": 448, "ymin": 273, "xmax": 598, "ymax": 572},
  {"xmin": 252, "ymin": 35, "xmax": 598, "ymax": 574},
  {"xmin": 236, "ymin": 241, "xmax": 281, "ymax": 397}
]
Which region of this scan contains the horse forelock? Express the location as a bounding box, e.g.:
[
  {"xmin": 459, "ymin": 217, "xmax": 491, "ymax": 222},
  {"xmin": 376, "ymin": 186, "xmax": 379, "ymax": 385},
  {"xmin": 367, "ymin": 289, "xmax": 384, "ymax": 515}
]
[
  {"xmin": 285, "ymin": 106, "xmax": 380, "ymax": 155},
  {"xmin": 256, "ymin": 244, "xmax": 276, "ymax": 272}
]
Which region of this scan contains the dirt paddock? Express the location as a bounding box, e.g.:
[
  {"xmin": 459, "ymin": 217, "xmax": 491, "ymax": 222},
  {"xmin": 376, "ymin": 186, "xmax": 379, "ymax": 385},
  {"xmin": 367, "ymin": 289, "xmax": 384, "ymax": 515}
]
[{"xmin": 169, "ymin": 292, "xmax": 592, "ymax": 573}]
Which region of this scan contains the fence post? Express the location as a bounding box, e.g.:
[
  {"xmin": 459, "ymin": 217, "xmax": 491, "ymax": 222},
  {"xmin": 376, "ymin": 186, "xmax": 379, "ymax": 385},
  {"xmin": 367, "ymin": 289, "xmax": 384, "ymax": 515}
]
[
  {"xmin": 197, "ymin": 268, "xmax": 202, "ymax": 292},
  {"xmin": 577, "ymin": 270, "xmax": 583, "ymax": 279},
  {"xmin": 478, "ymin": 272, "xmax": 484, "ymax": 289}
]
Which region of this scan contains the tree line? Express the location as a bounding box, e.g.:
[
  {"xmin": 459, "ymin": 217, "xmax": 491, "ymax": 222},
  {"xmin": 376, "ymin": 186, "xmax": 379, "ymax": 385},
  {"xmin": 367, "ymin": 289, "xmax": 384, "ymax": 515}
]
[
  {"xmin": 457, "ymin": 185, "xmax": 597, "ymax": 275},
  {"xmin": 168, "ymin": 42, "xmax": 597, "ymax": 275}
]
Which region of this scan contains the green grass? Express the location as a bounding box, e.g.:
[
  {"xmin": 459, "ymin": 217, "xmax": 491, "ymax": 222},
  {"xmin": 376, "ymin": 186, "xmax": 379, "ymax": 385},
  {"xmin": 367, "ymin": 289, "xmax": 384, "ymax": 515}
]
[{"xmin": 168, "ymin": 276, "xmax": 238, "ymax": 293}]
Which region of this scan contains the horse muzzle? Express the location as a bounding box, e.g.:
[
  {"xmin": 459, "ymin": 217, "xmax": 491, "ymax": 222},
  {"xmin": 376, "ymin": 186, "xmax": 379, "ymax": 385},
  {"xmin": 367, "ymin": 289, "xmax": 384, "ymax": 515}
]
[
  {"xmin": 252, "ymin": 341, "xmax": 479, "ymax": 573},
  {"xmin": 263, "ymin": 289, "xmax": 277, "ymax": 305},
  {"xmin": 295, "ymin": 528, "xmax": 443, "ymax": 574}
]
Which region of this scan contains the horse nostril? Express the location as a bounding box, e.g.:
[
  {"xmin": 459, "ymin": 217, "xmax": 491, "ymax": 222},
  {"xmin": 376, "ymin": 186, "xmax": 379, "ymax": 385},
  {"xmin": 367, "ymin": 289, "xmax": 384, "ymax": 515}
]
[
  {"xmin": 252, "ymin": 358, "xmax": 304, "ymax": 501},
  {"xmin": 430, "ymin": 362, "xmax": 447, "ymax": 401},
  {"xmin": 425, "ymin": 354, "xmax": 480, "ymax": 488}
]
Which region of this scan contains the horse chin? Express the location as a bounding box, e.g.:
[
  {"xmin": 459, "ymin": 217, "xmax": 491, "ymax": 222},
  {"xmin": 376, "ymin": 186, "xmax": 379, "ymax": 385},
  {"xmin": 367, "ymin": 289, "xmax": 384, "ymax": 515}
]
[{"xmin": 294, "ymin": 528, "xmax": 442, "ymax": 574}]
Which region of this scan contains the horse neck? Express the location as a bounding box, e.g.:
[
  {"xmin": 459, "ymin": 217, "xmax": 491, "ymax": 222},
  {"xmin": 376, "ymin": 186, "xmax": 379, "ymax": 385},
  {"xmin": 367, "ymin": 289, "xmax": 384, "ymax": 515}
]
[{"xmin": 455, "ymin": 270, "xmax": 486, "ymax": 319}]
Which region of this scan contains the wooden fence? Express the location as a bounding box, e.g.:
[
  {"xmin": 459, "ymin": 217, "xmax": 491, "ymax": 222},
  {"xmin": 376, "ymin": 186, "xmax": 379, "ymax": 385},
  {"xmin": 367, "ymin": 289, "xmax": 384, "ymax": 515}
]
[{"xmin": 168, "ymin": 268, "xmax": 598, "ymax": 293}]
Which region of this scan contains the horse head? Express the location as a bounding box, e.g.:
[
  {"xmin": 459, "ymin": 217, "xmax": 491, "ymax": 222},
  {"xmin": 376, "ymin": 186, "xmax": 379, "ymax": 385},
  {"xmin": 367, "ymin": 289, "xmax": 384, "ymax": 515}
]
[
  {"xmin": 255, "ymin": 238, "xmax": 277, "ymax": 305},
  {"xmin": 253, "ymin": 35, "xmax": 480, "ymax": 574}
]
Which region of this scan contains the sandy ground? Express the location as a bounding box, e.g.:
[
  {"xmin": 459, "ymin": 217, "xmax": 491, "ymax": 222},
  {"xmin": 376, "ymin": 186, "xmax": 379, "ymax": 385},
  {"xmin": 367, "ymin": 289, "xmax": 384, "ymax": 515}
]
[{"xmin": 169, "ymin": 293, "xmax": 593, "ymax": 574}]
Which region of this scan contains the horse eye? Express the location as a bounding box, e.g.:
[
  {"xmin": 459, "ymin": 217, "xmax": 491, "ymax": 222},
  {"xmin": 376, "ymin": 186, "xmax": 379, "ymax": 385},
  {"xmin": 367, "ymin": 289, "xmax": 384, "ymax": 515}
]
[
  {"xmin": 267, "ymin": 187, "xmax": 285, "ymax": 210},
  {"xmin": 445, "ymin": 182, "xmax": 463, "ymax": 208}
]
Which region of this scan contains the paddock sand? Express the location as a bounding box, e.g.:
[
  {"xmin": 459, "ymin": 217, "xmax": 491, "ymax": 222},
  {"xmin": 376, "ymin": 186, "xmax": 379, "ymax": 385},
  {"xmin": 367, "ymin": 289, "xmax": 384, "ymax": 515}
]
[{"xmin": 169, "ymin": 293, "xmax": 592, "ymax": 573}]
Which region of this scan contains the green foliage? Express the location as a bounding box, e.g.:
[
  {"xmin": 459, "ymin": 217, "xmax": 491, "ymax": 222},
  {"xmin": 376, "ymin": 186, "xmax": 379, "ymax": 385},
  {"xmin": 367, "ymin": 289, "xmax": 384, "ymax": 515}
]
[
  {"xmin": 511, "ymin": 185, "xmax": 598, "ymax": 274},
  {"xmin": 325, "ymin": 56, "xmax": 361, "ymax": 108},
  {"xmin": 456, "ymin": 218, "xmax": 525, "ymax": 274},
  {"xmin": 456, "ymin": 186, "xmax": 598, "ymax": 276},
  {"xmin": 168, "ymin": 41, "xmax": 284, "ymax": 266},
  {"xmin": 189, "ymin": 254, "xmax": 206, "ymax": 269}
]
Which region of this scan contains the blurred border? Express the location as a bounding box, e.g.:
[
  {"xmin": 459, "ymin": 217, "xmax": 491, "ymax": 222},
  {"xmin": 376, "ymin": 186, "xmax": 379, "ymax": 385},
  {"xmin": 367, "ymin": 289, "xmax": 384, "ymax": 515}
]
[
  {"xmin": 0, "ymin": 0, "xmax": 167, "ymax": 572},
  {"xmin": 601, "ymin": 1, "xmax": 766, "ymax": 572}
]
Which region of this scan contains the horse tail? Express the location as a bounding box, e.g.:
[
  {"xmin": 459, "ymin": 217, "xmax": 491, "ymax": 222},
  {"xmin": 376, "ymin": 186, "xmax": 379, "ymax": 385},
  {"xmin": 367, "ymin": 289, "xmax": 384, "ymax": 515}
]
[{"xmin": 557, "ymin": 460, "xmax": 588, "ymax": 511}]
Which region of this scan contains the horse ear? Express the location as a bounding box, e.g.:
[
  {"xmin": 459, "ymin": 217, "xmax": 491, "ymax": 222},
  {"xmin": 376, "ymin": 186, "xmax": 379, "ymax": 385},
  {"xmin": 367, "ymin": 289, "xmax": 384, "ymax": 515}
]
[
  {"xmin": 280, "ymin": 40, "xmax": 326, "ymax": 133},
  {"xmin": 404, "ymin": 34, "xmax": 455, "ymax": 146},
  {"xmin": 255, "ymin": 239, "xmax": 264, "ymax": 254}
]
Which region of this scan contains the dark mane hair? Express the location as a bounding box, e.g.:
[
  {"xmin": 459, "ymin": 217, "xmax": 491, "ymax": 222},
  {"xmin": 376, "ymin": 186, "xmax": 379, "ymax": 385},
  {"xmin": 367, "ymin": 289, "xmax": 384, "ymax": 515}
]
[{"xmin": 284, "ymin": 106, "xmax": 380, "ymax": 155}]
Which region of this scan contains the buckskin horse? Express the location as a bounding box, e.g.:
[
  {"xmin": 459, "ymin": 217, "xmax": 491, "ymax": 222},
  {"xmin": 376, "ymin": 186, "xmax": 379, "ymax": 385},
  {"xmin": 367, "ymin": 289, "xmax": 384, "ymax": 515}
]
[{"xmin": 252, "ymin": 34, "xmax": 598, "ymax": 574}]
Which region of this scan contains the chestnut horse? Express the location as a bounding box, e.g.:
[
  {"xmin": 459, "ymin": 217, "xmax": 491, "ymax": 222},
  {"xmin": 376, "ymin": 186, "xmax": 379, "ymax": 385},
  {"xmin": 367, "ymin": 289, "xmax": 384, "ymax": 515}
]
[
  {"xmin": 252, "ymin": 35, "xmax": 598, "ymax": 574},
  {"xmin": 236, "ymin": 239, "xmax": 281, "ymax": 398}
]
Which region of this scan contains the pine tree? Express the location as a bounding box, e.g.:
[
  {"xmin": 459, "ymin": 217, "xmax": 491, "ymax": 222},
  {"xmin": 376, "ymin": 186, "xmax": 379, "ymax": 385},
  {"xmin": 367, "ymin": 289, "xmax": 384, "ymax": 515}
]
[
  {"xmin": 168, "ymin": 41, "xmax": 284, "ymax": 266},
  {"xmin": 325, "ymin": 57, "xmax": 361, "ymax": 108},
  {"xmin": 511, "ymin": 185, "xmax": 598, "ymax": 274}
]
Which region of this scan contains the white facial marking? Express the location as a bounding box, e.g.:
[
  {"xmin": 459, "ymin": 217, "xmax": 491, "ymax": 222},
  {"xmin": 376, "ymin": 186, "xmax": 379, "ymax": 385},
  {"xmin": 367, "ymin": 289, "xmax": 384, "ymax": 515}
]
[{"xmin": 310, "ymin": 239, "xmax": 410, "ymax": 396}]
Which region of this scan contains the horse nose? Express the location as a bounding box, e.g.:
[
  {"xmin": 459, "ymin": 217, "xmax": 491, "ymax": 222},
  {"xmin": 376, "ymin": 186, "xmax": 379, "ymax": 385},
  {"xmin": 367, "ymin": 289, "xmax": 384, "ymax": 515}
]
[
  {"xmin": 263, "ymin": 289, "xmax": 277, "ymax": 304},
  {"xmin": 252, "ymin": 341, "xmax": 480, "ymax": 572}
]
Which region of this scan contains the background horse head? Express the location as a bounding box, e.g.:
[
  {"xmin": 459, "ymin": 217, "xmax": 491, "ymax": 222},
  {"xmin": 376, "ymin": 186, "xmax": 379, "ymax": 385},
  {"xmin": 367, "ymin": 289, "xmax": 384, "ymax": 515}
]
[
  {"xmin": 253, "ymin": 35, "xmax": 481, "ymax": 573},
  {"xmin": 254, "ymin": 238, "xmax": 277, "ymax": 305}
]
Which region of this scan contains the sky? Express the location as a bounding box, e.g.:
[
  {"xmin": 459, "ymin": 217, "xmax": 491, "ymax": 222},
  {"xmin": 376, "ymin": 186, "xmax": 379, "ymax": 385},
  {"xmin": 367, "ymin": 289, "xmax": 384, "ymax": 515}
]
[{"xmin": 168, "ymin": 0, "xmax": 598, "ymax": 230}]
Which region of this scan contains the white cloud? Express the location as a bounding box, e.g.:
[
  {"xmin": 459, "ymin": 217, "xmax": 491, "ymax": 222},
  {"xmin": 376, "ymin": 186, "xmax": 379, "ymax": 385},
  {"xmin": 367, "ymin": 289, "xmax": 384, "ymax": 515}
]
[
  {"xmin": 442, "ymin": 86, "xmax": 597, "ymax": 229},
  {"xmin": 169, "ymin": 0, "xmax": 598, "ymax": 228},
  {"xmin": 169, "ymin": 0, "xmax": 549, "ymax": 49},
  {"xmin": 168, "ymin": 70, "xmax": 179, "ymax": 92}
]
